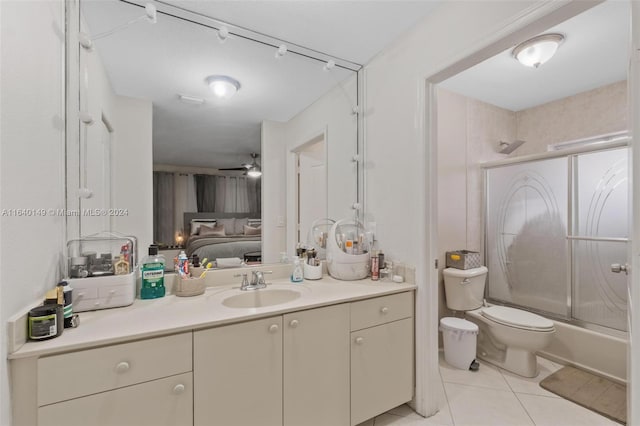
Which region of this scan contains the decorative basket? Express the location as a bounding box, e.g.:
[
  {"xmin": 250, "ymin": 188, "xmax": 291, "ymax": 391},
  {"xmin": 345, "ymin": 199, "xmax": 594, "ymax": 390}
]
[
  {"xmin": 175, "ymin": 277, "xmax": 205, "ymax": 297},
  {"xmin": 445, "ymin": 250, "xmax": 482, "ymax": 270}
]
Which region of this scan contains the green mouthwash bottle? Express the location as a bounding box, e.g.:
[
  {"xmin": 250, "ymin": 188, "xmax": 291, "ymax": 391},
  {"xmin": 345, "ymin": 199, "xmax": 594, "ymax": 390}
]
[{"xmin": 141, "ymin": 244, "xmax": 165, "ymax": 299}]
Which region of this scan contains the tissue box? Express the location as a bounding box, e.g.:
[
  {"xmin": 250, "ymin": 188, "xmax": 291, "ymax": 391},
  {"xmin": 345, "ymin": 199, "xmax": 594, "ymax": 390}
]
[{"xmin": 445, "ymin": 250, "xmax": 482, "ymax": 270}]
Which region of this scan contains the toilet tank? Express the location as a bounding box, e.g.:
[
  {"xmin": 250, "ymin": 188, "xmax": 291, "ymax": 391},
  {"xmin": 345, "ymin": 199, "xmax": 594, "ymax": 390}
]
[{"xmin": 443, "ymin": 266, "xmax": 488, "ymax": 311}]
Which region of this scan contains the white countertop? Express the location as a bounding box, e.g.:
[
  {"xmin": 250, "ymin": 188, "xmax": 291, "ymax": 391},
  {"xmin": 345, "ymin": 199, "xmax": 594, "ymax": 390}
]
[{"xmin": 9, "ymin": 277, "xmax": 415, "ymax": 359}]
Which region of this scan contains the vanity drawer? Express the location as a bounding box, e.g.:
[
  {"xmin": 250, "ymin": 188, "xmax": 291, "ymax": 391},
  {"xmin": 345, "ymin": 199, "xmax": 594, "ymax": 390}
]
[
  {"xmin": 38, "ymin": 332, "xmax": 192, "ymax": 406},
  {"xmin": 350, "ymin": 292, "xmax": 414, "ymax": 331}
]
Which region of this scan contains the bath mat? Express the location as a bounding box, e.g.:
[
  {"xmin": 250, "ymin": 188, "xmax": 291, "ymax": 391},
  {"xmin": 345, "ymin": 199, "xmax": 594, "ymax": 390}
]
[{"xmin": 539, "ymin": 365, "xmax": 626, "ymax": 424}]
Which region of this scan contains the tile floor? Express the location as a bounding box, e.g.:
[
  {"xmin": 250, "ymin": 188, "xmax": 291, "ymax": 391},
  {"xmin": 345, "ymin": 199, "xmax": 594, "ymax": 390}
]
[{"xmin": 357, "ymin": 352, "xmax": 619, "ymax": 426}]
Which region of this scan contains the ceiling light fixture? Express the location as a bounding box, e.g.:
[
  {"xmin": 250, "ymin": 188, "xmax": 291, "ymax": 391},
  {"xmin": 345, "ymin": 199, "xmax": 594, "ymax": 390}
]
[
  {"xmin": 512, "ymin": 33, "xmax": 565, "ymax": 68},
  {"xmin": 206, "ymin": 75, "xmax": 241, "ymax": 99}
]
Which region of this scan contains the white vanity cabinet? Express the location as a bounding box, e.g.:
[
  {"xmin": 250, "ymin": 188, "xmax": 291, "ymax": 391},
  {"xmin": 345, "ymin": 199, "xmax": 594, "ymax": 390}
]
[
  {"xmin": 194, "ymin": 315, "xmax": 284, "ymax": 426},
  {"xmin": 194, "ymin": 304, "xmax": 351, "ymax": 426},
  {"xmin": 13, "ymin": 332, "xmax": 193, "ymax": 426},
  {"xmin": 283, "ymin": 304, "xmax": 350, "ymax": 426},
  {"xmin": 11, "ymin": 287, "xmax": 415, "ymax": 426},
  {"xmin": 350, "ymin": 292, "xmax": 415, "ymax": 425}
]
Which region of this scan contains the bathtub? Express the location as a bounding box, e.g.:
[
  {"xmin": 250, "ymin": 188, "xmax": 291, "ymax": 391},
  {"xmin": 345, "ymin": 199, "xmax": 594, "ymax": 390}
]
[{"xmin": 539, "ymin": 319, "xmax": 627, "ymax": 384}]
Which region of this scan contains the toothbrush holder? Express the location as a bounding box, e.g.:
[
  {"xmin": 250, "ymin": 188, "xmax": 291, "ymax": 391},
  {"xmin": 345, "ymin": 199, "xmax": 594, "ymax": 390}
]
[{"xmin": 303, "ymin": 262, "xmax": 323, "ymax": 280}]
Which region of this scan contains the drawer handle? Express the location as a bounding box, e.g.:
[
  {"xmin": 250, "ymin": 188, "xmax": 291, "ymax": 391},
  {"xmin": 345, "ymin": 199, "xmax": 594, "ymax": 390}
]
[
  {"xmin": 115, "ymin": 361, "xmax": 130, "ymax": 373},
  {"xmin": 380, "ymin": 307, "xmax": 389, "ymax": 314},
  {"xmin": 289, "ymin": 319, "xmax": 299, "ymax": 328},
  {"xmin": 173, "ymin": 384, "xmax": 185, "ymax": 395},
  {"xmin": 355, "ymin": 337, "xmax": 364, "ymax": 345},
  {"xmin": 269, "ymin": 324, "xmax": 279, "ymax": 333}
]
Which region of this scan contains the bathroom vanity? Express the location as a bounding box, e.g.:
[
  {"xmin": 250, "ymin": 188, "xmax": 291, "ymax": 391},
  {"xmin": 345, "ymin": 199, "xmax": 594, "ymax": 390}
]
[{"xmin": 9, "ymin": 276, "xmax": 415, "ymax": 426}]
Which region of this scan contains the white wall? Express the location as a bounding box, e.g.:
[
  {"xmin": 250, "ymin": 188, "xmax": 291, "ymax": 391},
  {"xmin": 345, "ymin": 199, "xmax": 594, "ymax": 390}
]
[
  {"xmin": 262, "ymin": 121, "xmax": 286, "ymax": 263},
  {"xmin": 262, "ymin": 74, "xmax": 358, "ymax": 261},
  {"xmin": 112, "ymin": 96, "xmax": 153, "ymax": 256},
  {"xmin": 283, "ymin": 74, "xmax": 358, "ymax": 222},
  {"xmin": 0, "ymin": 1, "xmax": 66, "ymax": 424}
]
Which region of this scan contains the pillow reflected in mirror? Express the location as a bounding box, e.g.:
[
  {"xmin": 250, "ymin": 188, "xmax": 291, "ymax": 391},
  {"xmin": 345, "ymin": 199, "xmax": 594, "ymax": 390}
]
[
  {"xmin": 244, "ymin": 224, "xmax": 261, "ymax": 236},
  {"xmin": 199, "ymin": 224, "xmax": 226, "ymax": 237}
]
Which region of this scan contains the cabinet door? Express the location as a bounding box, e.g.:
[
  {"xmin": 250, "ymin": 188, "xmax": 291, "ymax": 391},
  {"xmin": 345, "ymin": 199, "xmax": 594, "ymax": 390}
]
[
  {"xmin": 194, "ymin": 316, "xmax": 283, "ymax": 426},
  {"xmin": 284, "ymin": 304, "xmax": 350, "ymax": 426},
  {"xmin": 351, "ymin": 318, "xmax": 414, "ymax": 425},
  {"xmin": 38, "ymin": 372, "xmax": 192, "ymax": 426}
]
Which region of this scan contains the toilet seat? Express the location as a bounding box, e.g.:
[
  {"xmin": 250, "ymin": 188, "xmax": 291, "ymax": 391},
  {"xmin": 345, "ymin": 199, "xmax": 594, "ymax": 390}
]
[{"xmin": 481, "ymin": 306, "xmax": 554, "ymax": 332}]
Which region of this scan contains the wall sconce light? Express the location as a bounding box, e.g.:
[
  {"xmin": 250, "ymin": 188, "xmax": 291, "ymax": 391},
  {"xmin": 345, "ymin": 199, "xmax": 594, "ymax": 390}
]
[{"xmin": 512, "ymin": 33, "xmax": 565, "ymax": 68}]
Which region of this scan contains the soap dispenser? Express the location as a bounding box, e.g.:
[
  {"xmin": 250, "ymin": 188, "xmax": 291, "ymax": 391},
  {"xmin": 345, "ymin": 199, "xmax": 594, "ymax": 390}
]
[{"xmin": 291, "ymin": 256, "xmax": 304, "ymax": 283}]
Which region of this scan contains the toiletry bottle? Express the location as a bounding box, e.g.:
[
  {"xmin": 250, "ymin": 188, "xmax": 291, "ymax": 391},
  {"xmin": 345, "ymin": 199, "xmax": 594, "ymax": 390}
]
[
  {"xmin": 57, "ymin": 281, "xmax": 73, "ymax": 328},
  {"xmin": 141, "ymin": 245, "xmax": 165, "ymax": 299},
  {"xmin": 291, "ymin": 256, "xmax": 304, "ymax": 283},
  {"xmin": 371, "ymin": 250, "xmax": 379, "ymax": 281},
  {"xmin": 177, "ymin": 250, "xmax": 189, "ymax": 277}
]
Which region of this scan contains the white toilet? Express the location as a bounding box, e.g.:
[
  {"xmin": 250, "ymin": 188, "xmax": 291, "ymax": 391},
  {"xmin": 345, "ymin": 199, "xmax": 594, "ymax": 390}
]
[{"xmin": 443, "ymin": 266, "xmax": 555, "ymax": 378}]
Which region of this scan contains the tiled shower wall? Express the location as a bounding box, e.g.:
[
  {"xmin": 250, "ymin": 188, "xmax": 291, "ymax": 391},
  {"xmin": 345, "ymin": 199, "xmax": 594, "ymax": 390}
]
[
  {"xmin": 516, "ymin": 80, "xmax": 627, "ymax": 155},
  {"xmin": 436, "ymin": 80, "xmax": 627, "ymax": 320}
]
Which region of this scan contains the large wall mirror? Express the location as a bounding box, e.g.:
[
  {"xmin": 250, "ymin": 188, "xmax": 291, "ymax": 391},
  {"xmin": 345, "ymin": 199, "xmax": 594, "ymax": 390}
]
[{"xmin": 66, "ymin": 0, "xmax": 361, "ymax": 266}]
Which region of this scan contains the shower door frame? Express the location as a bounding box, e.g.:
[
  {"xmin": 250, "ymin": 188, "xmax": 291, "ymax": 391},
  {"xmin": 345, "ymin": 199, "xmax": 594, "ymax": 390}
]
[{"xmin": 482, "ymin": 139, "xmax": 630, "ymax": 337}]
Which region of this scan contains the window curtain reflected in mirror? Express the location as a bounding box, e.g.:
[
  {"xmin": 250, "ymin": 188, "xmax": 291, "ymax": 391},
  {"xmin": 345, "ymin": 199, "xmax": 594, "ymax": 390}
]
[
  {"xmin": 174, "ymin": 173, "xmax": 197, "ymax": 238},
  {"xmin": 195, "ymin": 174, "xmax": 217, "ymax": 212},
  {"xmin": 154, "ymin": 172, "xmax": 261, "ymax": 245},
  {"xmin": 153, "ymin": 172, "xmax": 175, "ymax": 245}
]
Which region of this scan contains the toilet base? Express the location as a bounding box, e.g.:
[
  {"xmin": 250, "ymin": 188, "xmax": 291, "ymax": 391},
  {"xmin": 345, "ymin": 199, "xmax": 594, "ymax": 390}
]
[
  {"xmin": 477, "ymin": 346, "xmax": 539, "ymax": 378},
  {"xmin": 469, "ymin": 312, "xmax": 545, "ymax": 378}
]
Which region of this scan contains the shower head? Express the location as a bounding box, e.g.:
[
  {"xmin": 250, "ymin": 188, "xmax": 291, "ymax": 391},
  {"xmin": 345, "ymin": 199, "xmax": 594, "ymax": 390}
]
[{"xmin": 498, "ymin": 140, "xmax": 526, "ymax": 154}]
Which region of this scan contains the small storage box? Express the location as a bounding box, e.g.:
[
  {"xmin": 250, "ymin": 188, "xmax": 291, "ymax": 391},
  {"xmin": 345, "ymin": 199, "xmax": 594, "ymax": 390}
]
[
  {"xmin": 66, "ymin": 233, "xmax": 137, "ymax": 312},
  {"xmin": 445, "ymin": 250, "xmax": 481, "ymax": 270}
]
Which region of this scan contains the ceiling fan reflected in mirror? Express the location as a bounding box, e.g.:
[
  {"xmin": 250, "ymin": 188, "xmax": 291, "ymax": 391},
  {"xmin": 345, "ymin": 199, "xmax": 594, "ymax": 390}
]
[{"xmin": 219, "ymin": 153, "xmax": 262, "ymax": 178}]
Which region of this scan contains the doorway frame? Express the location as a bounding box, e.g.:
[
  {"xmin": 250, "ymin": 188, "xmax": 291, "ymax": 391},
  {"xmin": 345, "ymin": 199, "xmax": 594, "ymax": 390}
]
[
  {"xmin": 417, "ymin": 0, "xmax": 638, "ymax": 419},
  {"xmin": 286, "ymin": 127, "xmax": 329, "ymax": 257}
]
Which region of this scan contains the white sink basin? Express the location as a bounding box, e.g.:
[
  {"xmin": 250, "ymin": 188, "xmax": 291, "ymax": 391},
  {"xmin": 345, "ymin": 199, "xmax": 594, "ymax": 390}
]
[{"xmin": 222, "ymin": 289, "xmax": 302, "ymax": 309}]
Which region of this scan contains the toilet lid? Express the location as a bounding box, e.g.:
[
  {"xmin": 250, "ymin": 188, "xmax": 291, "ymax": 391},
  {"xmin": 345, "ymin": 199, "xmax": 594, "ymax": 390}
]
[{"xmin": 482, "ymin": 306, "xmax": 554, "ymax": 331}]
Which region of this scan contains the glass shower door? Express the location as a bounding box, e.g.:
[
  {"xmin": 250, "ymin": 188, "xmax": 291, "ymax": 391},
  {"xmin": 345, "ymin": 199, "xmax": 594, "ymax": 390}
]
[
  {"xmin": 485, "ymin": 157, "xmax": 569, "ymax": 317},
  {"xmin": 572, "ymin": 148, "xmax": 629, "ymax": 331}
]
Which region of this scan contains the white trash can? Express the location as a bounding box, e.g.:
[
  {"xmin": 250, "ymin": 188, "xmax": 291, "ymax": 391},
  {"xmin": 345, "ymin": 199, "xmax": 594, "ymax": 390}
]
[{"xmin": 439, "ymin": 317, "xmax": 478, "ymax": 370}]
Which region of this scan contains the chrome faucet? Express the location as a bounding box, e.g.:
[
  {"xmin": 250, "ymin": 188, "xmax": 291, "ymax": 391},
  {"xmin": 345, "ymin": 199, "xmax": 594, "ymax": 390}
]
[{"xmin": 235, "ymin": 270, "xmax": 272, "ymax": 291}]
